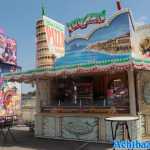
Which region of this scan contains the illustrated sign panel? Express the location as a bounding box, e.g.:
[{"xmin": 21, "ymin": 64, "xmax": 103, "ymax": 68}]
[
  {"xmin": 43, "ymin": 16, "xmax": 65, "ymax": 58},
  {"xmin": 62, "ymin": 117, "xmax": 98, "ymax": 141},
  {"xmin": 56, "ymin": 11, "xmax": 132, "ymax": 68},
  {"xmin": 0, "ymin": 78, "xmax": 21, "ymax": 116},
  {"xmin": 66, "ymin": 12, "xmax": 131, "ymax": 54},
  {"xmin": 0, "ymin": 33, "xmax": 17, "ymax": 65}
]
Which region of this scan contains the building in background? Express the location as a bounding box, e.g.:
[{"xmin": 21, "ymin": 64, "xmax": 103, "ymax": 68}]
[
  {"xmin": 21, "ymin": 91, "xmax": 36, "ymax": 126},
  {"xmin": 36, "ymin": 11, "xmax": 65, "ymax": 68}
]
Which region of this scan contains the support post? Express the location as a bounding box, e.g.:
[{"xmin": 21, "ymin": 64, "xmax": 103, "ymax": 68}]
[
  {"xmin": 35, "ymin": 78, "xmax": 41, "ymax": 113},
  {"xmin": 128, "ymin": 70, "xmax": 136, "ymax": 115}
]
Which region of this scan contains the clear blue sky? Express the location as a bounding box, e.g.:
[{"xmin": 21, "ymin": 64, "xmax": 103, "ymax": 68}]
[{"xmin": 0, "ymin": 0, "xmax": 149, "ymax": 92}]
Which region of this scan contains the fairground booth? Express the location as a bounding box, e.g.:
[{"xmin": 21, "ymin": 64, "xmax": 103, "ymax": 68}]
[{"xmin": 4, "ymin": 1, "xmax": 150, "ymax": 143}]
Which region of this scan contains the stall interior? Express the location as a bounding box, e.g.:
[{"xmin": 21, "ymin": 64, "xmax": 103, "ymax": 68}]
[{"xmin": 41, "ymin": 72, "xmax": 129, "ymax": 113}]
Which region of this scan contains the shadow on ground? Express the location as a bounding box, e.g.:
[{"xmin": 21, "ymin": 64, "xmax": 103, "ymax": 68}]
[{"xmin": 0, "ymin": 126, "xmax": 112, "ymax": 150}]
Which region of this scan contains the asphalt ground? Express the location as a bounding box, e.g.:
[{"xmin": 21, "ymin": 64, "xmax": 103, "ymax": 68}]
[{"xmin": 0, "ymin": 126, "xmax": 112, "ymax": 150}]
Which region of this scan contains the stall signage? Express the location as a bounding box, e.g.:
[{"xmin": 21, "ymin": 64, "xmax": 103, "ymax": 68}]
[
  {"xmin": 43, "ymin": 16, "xmax": 65, "ymax": 58},
  {"xmin": 0, "ymin": 33, "xmax": 17, "ymax": 65},
  {"xmin": 66, "ymin": 10, "xmax": 106, "ymax": 34}
]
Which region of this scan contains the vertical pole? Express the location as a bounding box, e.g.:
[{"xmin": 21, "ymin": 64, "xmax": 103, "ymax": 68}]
[
  {"xmin": 35, "ymin": 78, "xmax": 43, "ymax": 137},
  {"xmin": 41, "ymin": 0, "xmax": 46, "ymax": 16},
  {"xmin": 128, "ymin": 70, "xmax": 136, "ymax": 115},
  {"xmin": 48, "ymin": 79, "xmax": 50, "ymax": 105}
]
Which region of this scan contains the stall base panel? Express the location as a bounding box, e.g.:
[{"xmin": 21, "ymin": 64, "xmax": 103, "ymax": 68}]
[
  {"xmin": 35, "ymin": 115, "xmax": 140, "ymax": 143},
  {"xmin": 62, "ymin": 117, "xmax": 98, "ymax": 141}
]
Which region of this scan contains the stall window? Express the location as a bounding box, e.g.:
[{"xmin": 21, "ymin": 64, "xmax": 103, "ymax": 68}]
[{"xmin": 107, "ymin": 78, "xmax": 129, "ymax": 107}]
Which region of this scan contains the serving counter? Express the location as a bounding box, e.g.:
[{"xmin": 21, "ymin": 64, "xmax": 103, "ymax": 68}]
[{"xmin": 35, "ymin": 112, "xmax": 142, "ymax": 143}]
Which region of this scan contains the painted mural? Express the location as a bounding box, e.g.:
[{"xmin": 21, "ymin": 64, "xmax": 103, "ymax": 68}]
[
  {"xmin": 66, "ymin": 12, "xmax": 131, "ymax": 51},
  {"xmin": 55, "ymin": 11, "xmax": 132, "ymax": 68},
  {"xmin": 0, "ymin": 78, "xmax": 21, "ymax": 116},
  {"xmin": 62, "ymin": 117, "xmax": 98, "ymax": 141},
  {"xmin": 88, "ymin": 33, "xmax": 131, "ymax": 54}
]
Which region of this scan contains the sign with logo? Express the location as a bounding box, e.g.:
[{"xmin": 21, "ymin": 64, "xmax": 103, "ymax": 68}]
[
  {"xmin": 66, "ymin": 10, "xmax": 106, "ymax": 35},
  {"xmin": 43, "ymin": 16, "xmax": 65, "ymax": 58}
]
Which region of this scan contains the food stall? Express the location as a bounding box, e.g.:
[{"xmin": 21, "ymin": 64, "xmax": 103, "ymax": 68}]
[{"xmin": 4, "ymin": 5, "xmax": 150, "ymax": 142}]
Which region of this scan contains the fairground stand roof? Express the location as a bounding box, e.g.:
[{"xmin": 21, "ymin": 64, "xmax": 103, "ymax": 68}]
[{"xmin": 4, "ymin": 9, "xmax": 150, "ymax": 83}]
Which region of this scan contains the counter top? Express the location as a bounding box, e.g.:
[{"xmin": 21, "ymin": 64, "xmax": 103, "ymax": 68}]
[{"xmin": 35, "ymin": 112, "xmax": 130, "ymax": 117}]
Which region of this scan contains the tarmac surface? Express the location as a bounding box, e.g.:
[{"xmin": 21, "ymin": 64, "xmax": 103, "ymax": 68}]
[{"xmin": 0, "ymin": 126, "xmax": 112, "ymax": 150}]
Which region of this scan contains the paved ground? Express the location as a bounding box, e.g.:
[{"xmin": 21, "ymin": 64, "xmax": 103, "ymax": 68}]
[{"xmin": 0, "ymin": 126, "xmax": 112, "ymax": 150}]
